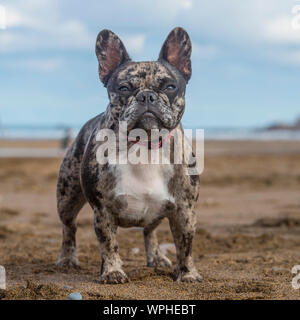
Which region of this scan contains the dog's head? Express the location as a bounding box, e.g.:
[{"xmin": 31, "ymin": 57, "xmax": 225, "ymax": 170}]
[{"xmin": 96, "ymin": 27, "xmax": 192, "ymax": 131}]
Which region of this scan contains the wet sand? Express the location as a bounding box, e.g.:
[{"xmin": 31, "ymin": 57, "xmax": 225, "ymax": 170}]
[{"xmin": 0, "ymin": 140, "xmax": 300, "ymax": 299}]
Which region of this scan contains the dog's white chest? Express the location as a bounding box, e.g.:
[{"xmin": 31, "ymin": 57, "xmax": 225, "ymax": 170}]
[{"xmin": 115, "ymin": 163, "xmax": 174, "ymax": 225}]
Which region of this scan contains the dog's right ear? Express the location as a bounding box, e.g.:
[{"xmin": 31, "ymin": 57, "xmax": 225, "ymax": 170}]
[{"xmin": 95, "ymin": 30, "xmax": 131, "ymax": 86}]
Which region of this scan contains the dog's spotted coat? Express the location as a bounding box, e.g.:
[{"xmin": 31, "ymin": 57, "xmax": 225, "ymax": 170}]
[{"xmin": 56, "ymin": 27, "xmax": 202, "ymax": 283}]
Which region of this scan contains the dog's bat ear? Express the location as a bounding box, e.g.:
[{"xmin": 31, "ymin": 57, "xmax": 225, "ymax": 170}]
[
  {"xmin": 159, "ymin": 27, "xmax": 192, "ymax": 82},
  {"xmin": 95, "ymin": 30, "xmax": 131, "ymax": 86}
]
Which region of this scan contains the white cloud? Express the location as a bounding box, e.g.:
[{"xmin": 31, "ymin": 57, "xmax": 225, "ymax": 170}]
[
  {"xmin": 180, "ymin": 0, "xmax": 193, "ymax": 10},
  {"xmin": 5, "ymin": 7, "xmax": 25, "ymax": 28},
  {"xmin": 0, "ymin": 5, "xmax": 7, "ymax": 29},
  {"xmin": 264, "ymin": 16, "xmax": 300, "ymax": 44},
  {"xmin": 121, "ymin": 34, "xmax": 145, "ymax": 54},
  {"xmin": 0, "ymin": 1, "xmax": 94, "ymax": 52},
  {"xmin": 1, "ymin": 0, "xmax": 300, "ymax": 67}
]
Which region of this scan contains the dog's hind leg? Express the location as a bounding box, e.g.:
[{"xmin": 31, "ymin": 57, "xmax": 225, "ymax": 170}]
[
  {"xmin": 144, "ymin": 220, "xmax": 172, "ymax": 268},
  {"xmin": 168, "ymin": 209, "xmax": 203, "ymax": 282},
  {"xmin": 56, "ymin": 158, "xmax": 86, "ymax": 268}
]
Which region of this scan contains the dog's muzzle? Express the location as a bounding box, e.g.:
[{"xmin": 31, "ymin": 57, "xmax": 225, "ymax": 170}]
[{"xmin": 135, "ymin": 90, "xmax": 163, "ymax": 120}]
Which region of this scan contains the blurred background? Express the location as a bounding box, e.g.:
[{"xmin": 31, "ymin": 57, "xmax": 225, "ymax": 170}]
[
  {"xmin": 1, "ymin": 0, "xmax": 300, "ymax": 300},
  {"xmin": 0, "ymin": 0, "xmax": 300, "ymax": 143}
]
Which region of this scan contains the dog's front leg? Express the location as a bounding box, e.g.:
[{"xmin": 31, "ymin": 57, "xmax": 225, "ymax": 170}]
[
  {"xmin": 169, "ymin": 209, "xmax": 203, "ymax": 282},
  {"xmin": 94, "ymin": 208, "xmax": 128, "ymax": 284}
]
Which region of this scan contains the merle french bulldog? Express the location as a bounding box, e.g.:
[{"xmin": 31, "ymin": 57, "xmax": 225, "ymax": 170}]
[{"xmin": 56, "ymin": 27, "xmax": 202, "ymax": 283}]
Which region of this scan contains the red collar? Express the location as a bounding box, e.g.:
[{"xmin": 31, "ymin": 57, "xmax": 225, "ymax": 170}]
[{"xmin": 128, "ymin": 129, "xmax": 175, "ymax": 150}]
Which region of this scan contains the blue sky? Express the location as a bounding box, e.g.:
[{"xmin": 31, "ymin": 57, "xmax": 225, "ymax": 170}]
[{"xmin": 0, "ymin": 0, "xmax": 300, "ymax": 128}]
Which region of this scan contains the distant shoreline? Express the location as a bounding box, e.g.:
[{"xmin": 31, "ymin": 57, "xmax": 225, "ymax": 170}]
[
  {"xmin": 1, "ymin": 127, "xmax": 300, "ymax": 141},
  {"xmin": 1, "ymin": 139, "xmax": 300, "ymax": 158}
]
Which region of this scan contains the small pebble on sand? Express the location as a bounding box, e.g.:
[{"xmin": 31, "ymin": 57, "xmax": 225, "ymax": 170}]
[
  {"xmin": 68, "ymin": 292, "xmax": 82, "ymax": 300},
  {"xmin": 272, "ymin": 266, "xmax": 282, "ymax": 272},
  {"xmin": 131, "ymin": 248, "xmax": 140, "ymax": 254}
]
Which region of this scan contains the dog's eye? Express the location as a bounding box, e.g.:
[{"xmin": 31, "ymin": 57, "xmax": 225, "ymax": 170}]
[
  {"xmin": 165, "ymin": 84, "xmax": 176, "ymax": 91},
  {"xmin": 118, "ymin": 86, "xmax": 130, "ymax": 92}
]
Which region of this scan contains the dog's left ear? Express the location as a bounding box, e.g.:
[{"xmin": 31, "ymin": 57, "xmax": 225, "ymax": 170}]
[
  {"xmin": 95, "ymin": 29, "xmax": 131, "ymax": 86},
  {"xmin": 158, "ymin": 27, "xmax": 192, "ymax": 82}
]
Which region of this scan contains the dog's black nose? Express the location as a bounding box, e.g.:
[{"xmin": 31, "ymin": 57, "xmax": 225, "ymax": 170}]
[{"xmin": 136, "ymin": 90, "xmax": 158, "ymax": 104}]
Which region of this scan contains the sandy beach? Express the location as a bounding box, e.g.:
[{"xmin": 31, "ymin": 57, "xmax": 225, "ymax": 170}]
[{"xmin": 0, "ymin": 139, "xmax": 300, "ymax": 300}]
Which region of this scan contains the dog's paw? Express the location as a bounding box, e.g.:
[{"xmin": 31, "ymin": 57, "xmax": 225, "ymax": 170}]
[
  {"xmin": 147, "ymin": 252, "xmax": 172, "ymax": 268},
  {"xmin": 56, "ymin": 256, "xmax": 80, "ymax": 269},
  {"xmin": 100, "ymin": 270, "xmax": 128, "ymax": 284},
  {"xmin": 174, "ymin": 267, "xmax": 203, "ymax": 283}
]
